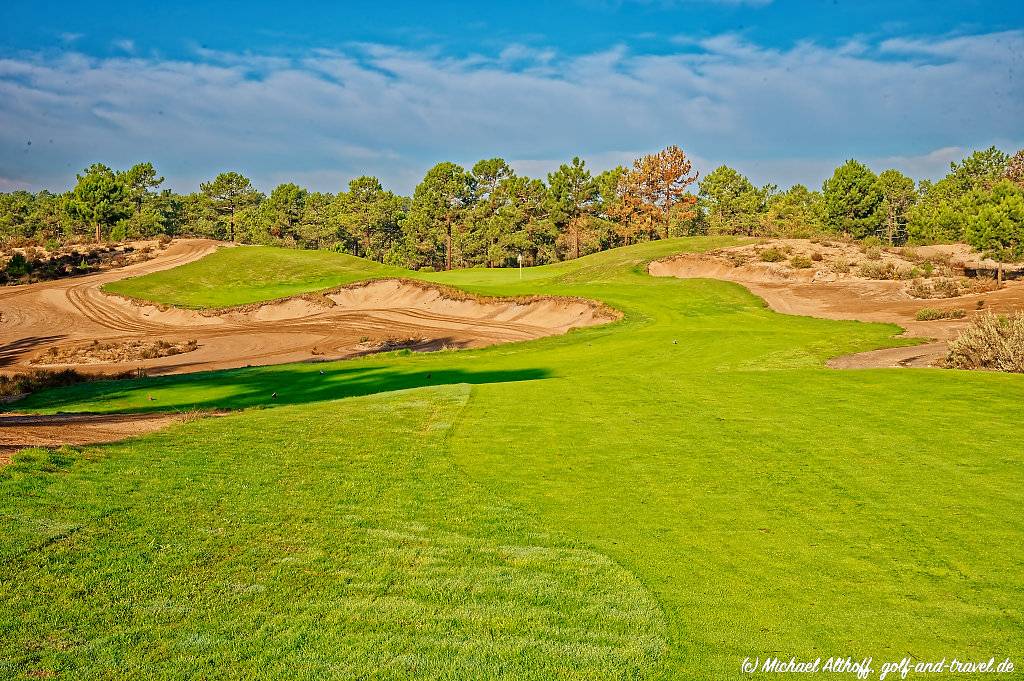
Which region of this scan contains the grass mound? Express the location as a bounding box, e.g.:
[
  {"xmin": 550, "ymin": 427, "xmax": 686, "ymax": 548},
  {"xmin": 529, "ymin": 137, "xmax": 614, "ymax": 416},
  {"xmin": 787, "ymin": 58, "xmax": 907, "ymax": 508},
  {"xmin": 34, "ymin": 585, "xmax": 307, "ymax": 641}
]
[{"xmin": 104, "ymin": 246, "xmax": 404, "ymax": 308}]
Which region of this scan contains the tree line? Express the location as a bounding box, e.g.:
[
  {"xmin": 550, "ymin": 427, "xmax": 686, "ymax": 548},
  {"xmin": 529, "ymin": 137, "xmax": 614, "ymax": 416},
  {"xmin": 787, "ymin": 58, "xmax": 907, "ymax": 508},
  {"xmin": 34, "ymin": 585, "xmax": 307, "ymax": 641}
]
[{"xmin": 2, "ymin": 145, "xmax": 1022, "ymax": 269}]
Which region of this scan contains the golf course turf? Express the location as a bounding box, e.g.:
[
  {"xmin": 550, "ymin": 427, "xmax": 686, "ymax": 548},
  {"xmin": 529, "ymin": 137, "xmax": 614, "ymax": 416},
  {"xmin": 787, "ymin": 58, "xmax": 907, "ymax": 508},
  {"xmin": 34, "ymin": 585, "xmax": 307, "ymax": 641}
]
[{"xmin": 3, "ymin": 238, "xmax": 1023, "ymax": 679}]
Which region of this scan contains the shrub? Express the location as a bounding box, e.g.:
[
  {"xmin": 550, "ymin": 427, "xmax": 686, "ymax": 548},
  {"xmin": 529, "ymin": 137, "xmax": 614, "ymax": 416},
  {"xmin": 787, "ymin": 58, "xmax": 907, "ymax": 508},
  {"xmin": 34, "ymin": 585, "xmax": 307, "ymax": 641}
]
[
  {"xmin": 864, "ymin": 245, "xmax": 882, "ymax": 260},
  {"xmin": 419, "ymin": 266, "xmax": 436, "ymax": 272},
  {"xmin": 0, "ymin": 368, "xmax": 131, "ymax": 398},
  {"xmin": 789, "ymin": 255, "xmax": 813, "ymax": 269},
  {"xmin": 5, "ymin": 252, "xmax": 30, "ymax": 277},
  {"xmin": 810, "ymin": 251, "xmax": 823, "ymax": 262},
  {"xmin": 946, "ymin": 312, "xmax": 1024, "ymax": 372},
  {"xmin": 916, "ymin": 307, "xmax": 966, "ymax": 321},
  {"xmin": 759, "ymin": 248, "xmax": 785, "ymax": 262},
  {"xmin": 830, "ymin": 258, "xmax": 850, "ymax": 274},
  {"xmin": 858, "ymin": 260, "xmax": 902, "ymax": 279},
  {"xmin": 907, "ymin": 278, "xmax": 964, "ymax": 298},
  {"xmin": 932, "ymin": 278, "xmax": 963, "ymax": 297},
  {"xmin": 861, "ymin": 236, "xmax": 883, "ymax": 250}
]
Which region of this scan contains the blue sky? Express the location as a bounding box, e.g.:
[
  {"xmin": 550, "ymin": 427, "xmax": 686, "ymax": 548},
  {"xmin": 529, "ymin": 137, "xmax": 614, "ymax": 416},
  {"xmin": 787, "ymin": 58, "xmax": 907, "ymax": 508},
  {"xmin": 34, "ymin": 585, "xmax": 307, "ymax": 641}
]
[{"xmin": 1, "ymin": 0, "xmax": 1022, "ymax": 194}]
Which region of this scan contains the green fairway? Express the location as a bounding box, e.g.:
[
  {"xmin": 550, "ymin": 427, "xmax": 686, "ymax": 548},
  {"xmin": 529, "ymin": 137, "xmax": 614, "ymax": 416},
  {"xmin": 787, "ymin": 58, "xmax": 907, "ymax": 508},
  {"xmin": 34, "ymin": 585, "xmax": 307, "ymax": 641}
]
[{"xmin": 4, "ymin": 238, "xmax": 1023, "ymax": 679}]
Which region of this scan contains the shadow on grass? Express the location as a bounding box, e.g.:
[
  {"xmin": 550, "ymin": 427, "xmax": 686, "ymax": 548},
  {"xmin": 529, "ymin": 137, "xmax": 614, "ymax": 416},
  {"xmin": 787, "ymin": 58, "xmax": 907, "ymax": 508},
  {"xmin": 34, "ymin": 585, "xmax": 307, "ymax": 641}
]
[{"xmin": 20, "ymin": 363, "xmax": 553, "ymax": 414}]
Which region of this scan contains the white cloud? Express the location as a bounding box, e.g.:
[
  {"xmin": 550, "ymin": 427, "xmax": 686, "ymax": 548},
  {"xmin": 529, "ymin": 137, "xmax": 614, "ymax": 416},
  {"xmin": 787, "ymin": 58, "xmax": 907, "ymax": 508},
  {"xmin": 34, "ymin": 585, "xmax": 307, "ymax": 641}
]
[
  {"xmin": 0, "ymin": 31, "xmax": 1021, "ymax": 194},
  {"xmin": 112, "ymin": 39, "xmax": 137, "ymax": 54}
]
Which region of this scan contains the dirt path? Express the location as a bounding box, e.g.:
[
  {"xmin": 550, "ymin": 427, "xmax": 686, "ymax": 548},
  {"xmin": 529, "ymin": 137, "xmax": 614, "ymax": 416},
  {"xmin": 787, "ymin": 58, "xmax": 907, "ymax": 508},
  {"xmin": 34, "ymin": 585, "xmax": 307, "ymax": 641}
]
[
  {"xmin": 0, "ymin": 240, "xmax": 617, "ymax": 378},
  {"xmin": 650, "ymin": 247, "xmax": 1024, "ymax": 369},
  {"xmin": 0, "ymin": 411, "xmax": 185, "ymax": 463}
]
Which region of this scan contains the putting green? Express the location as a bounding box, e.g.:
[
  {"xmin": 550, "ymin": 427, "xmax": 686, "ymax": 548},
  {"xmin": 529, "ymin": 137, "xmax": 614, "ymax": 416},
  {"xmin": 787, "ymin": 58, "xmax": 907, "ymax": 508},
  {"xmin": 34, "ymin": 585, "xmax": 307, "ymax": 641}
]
[{"xmin": 3, "ymin": 238, "xmax": 1022, "ymax": 679}]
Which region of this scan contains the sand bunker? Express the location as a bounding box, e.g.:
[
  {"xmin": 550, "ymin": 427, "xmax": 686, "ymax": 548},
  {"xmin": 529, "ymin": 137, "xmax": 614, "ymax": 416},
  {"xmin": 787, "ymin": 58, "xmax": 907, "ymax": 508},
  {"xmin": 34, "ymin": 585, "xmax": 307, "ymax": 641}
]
[
  {"xmin": 0, "ymin": 239, "xmax": 618, "ymax": 379},
  {"xmin": 0, "ymin": 241, "xmax": 617, "ymax": 451},
  {"xmin": 650, "ymin": 239, "xmax": 1024, "ymax": 369}
]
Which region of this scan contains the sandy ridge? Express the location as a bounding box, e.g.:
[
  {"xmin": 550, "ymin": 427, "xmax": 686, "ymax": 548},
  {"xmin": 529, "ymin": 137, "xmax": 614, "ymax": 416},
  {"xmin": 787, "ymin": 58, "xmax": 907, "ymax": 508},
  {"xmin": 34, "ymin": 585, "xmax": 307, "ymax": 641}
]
[
  {"xmin": 649, "ymin": 244, "xmax": 1024, "ymax": 369},
  {"xmin": 1, "ymin": 240, "xmax": 620, "ymax": 378}
]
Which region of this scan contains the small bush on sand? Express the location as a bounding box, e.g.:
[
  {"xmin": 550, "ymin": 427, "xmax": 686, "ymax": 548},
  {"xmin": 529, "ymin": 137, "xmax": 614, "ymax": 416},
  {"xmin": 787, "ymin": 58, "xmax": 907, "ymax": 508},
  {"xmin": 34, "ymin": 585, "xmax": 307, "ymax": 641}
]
[
  {"xmin": 759, "ymin": 248, "xmax": 785, "ymax": 263},
  {"xmin": 864, "ymin": 246, "xmax": 882, "ymax": 261},
  {"xmin": 789, "ymin": 255, "xmax": 813, "ymax": 269},
  {"xmin": 916, "ymin": 307, "xmax": 966, "ymax": 321},
  {"xmin": 907, "ymin": 277, "xmax": 965, "ymax": 298},
  {"xmin": 810, "ymin": 251, "xmax": 823, "ymax": 262},
  {"xmin": 946, "ymin": 312, "xmax": 1024, "ymax": 372},
  {"xmin": 830, "ymin": 258, "xmax": 850, "ymax": 274},
  {"xmin": 858, "ymin": 260, "xmax": 902, "ymax": 279}
]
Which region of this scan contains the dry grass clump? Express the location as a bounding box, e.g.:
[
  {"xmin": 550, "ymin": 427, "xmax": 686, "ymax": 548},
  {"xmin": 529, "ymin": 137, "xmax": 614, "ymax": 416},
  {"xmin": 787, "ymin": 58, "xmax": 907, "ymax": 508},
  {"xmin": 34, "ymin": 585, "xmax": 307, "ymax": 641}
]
[
  {"xmin": 907, "ymin": 276, "xmax": 999, "ymax": 299},
  {"xmin": 789, "ymin": 255, "xmax": 813, "ymax": 269},
  {"xmin": 946, "ymin": 312, "xmax": 1024, "ymax": 372},
  {"xmin": 915, "ymin": 307, "xmax": 966, "ymax": 321},
  {"xmin": 759, "ymin": 248, "xmax": 785, "ymax": 263},
  {"xmin": 32, "ymin": 339, "xmax": 199, "ymax": 366},
  {"xmin": 907, "ymin": 278, "xmax": 965, "ymax": 298},
  {"xmin": 356, "ymin": 336, "xmax": 427, "ymax": 353},
  {"xmin": 830, "ymin": 257, "xmax": 851, "ymax": 274},
  {"xmin": 721, "ymin": 251, "xmax": 751, "ymax": 267},
  {"xmin": 858, "ymin": 260, "xmax": 908, "ymax": 280}
]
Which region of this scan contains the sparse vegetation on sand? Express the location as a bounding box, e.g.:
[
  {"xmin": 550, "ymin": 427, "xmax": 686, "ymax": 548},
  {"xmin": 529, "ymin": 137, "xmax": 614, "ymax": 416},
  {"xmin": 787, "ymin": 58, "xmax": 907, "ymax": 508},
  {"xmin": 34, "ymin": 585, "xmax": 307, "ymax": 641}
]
[
  {"xmin": 4, "ymin": 238, "xmax": 1023, "ymax": 679},
  {"xmin": 946, "ymin": 312, "xmax": 1024, "ymax": 372},
  {"xmin": 31, "ymin": 339, "xmax": 198, "ymax": 365}
]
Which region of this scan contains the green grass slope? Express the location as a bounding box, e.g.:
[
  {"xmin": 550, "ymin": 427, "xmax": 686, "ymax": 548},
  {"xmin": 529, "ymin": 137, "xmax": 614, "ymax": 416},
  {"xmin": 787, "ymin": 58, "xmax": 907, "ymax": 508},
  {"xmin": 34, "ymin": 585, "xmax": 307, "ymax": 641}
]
[
  {"xmin": 4, "ymin": 238, "xmax": 1023, "ymax": 679},
  {"xmin": 103, "ymin": 245, "xmax": 404, "ymax": 308}
]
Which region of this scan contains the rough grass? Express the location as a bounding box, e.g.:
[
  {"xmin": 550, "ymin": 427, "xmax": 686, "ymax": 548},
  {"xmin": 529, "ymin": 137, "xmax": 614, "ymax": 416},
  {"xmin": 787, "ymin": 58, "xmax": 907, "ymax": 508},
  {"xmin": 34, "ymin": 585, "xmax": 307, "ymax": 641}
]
[{"xmin": 4, "ymin": 238, "xmax": 1024, "ymax": 679}]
